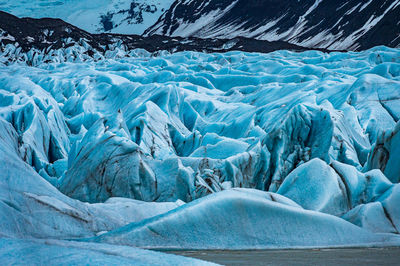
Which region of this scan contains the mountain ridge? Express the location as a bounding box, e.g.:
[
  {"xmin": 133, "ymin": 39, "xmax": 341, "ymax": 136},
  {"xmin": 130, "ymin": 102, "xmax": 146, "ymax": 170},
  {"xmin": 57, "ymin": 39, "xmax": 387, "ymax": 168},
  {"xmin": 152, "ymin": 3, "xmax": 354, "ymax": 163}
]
[
  {"xmin": 145, "ymin": 0, "xmax": 400, "ymax": 51},
  {"xmin": 2, "ymin": 0, "xmax": 400, "ymax": 51},
  {"xmin": 0, "ymin": 10, "xmax": 332, "ymax": 64}
]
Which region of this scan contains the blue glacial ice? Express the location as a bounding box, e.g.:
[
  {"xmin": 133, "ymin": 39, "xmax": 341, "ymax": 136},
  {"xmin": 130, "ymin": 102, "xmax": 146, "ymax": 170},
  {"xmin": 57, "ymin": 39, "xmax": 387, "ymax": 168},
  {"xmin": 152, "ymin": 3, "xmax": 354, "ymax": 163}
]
[
  {"xmin": 0, "ymin": 238, "xmax": 211, "ymax": 265},
  {"xmin": 0, "ymin": 117, "xmax": 183, "ymax": 239},
  {"xmin": 93, "ymin": 188, "xmax": 400, "ymax": 249},
  {"xmin": 365, "ymin": 121, "xmax": 400, "ymax": 183},
  {"xmin": 0, "ymin": 44, "xmax": 400, "ymax": 257}
]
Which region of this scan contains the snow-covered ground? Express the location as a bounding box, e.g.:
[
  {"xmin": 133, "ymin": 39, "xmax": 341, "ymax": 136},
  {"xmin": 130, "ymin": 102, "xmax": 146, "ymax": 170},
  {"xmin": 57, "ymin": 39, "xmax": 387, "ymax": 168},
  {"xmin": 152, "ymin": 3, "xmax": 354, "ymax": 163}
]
[
  {"xmin": 0, "ymin": 44, "xmax": 400, "ymax": 262},
  {"xmin": 0, "ymin": 0, "xmax": 174, "ymax": 34}
]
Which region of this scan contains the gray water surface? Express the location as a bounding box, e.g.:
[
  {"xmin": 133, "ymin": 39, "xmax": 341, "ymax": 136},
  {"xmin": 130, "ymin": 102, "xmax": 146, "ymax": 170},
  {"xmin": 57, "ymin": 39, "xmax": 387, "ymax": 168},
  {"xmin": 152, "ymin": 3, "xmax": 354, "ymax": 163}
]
[{"xmin": 167, "ymin": 248, "xmax": 400, "ymax": 266}]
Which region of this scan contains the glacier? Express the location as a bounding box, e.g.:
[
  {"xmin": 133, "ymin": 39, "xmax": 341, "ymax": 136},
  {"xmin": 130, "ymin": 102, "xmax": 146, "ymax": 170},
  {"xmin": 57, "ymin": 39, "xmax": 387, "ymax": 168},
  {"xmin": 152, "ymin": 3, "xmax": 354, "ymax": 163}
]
[
  {"xmin": 92, "ymin": 188, "xmax": 400, "ymax": 249},
  {"xmin": 0, "ymin": 238, "xmax": 212, "ymax": 265},
  {"xmin": 0, "ymin": 42, "xmax": 400, "ymax": 262}
]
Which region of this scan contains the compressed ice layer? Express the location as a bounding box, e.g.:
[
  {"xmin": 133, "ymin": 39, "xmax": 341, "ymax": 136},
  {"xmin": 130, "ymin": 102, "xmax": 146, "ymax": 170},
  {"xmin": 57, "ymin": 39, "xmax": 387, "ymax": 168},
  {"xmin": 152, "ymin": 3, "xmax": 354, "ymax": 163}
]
[
  {"xmin": 378, "ymin": 184, "xmax": 400, "ymax": 232},
  {"xmin": 277, "ymin": 158, "xmax": 349, "ymax": 216},
  {"xmin": 93, "ymin": 189, "xmax": 400, "ymax": 249},
  {"xmin": 0, "ymin": 117, "xmax": 184, "ymax": 239},
  {"xmin": 2, "ymin": 111, "xmax": 397, "ymax": 249},
  {"xmin": 0, "ymin": 47, "xmax": 399, "ymax": 204},
  {"xmin": 366, "ymin": 121, "xmax": 400, "ymax": 183},
  {"xmin": 0, "ymin": 46, "xmax": 400, "ymax": 248},
  {"xmin": 0, "ymin": 238, "xmax": 212, "ymax": 265},
  {"xmin": 342, "ymin": 202, "xmax": 398, "ymax": 234},
  {"xmin": 277, "ymin": 159, "xmax": 395, "ymax": 216}
]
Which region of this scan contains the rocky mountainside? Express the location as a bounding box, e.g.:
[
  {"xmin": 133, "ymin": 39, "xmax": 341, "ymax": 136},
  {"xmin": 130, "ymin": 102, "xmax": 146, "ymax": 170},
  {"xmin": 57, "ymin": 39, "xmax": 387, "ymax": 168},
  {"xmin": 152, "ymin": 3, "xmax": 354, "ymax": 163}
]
[
  {"xmin": 3, "ymin": 0, "xmax": 400, "ymax": 51},
  {"xmin": 146, "ymin": 0, "xmax": 400, "ymax": 51},
  {"xmin": 0, "ymin": 10, "xmax": 327, "ymax": 65}
]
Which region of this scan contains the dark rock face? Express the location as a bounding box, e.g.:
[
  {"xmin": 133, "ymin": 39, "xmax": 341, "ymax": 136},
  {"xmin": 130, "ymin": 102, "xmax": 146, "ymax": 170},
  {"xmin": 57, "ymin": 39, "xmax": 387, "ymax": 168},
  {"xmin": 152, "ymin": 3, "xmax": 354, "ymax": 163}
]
[
  {"xmin": 2, "ymin": 1, "xmax": 399, "ymax": 51},
  {"xmin": 145, "ymin": 0, "xmax": 400, "ymax": 51},
  {"xmin": 0, "ymin": 11, "xmax": 330, "ymax": 56},
  {"xmin": 0, "ymin": 11, "xmax": 94, "ymax": 51}
]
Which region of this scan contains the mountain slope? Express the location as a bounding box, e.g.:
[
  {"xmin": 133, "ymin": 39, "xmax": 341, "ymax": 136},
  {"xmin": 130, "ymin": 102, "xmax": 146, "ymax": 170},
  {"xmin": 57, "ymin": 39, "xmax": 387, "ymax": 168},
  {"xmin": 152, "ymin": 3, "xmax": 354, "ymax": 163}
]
[
  {"xmin": 2, "ymin": 0, "xmax": 399, "ymax": 51},
  {"xmin": 145, "ymin": 0, "xmax": 400, "ymax": 50},
  {"xmin": 0, "ymin": 10, "xmax": 324, "ymax": 66},
  {"xmin": 0, "ymin": 0, "xmax": 175, "ymax": 35}
]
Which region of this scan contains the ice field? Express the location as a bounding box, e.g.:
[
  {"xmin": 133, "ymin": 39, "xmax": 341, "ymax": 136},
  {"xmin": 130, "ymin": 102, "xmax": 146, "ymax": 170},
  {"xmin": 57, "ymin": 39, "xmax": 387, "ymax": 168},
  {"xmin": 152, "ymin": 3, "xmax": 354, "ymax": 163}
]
[{"xmin": 0, "ymin": 44, "xmax": 400, "ymax": 263}]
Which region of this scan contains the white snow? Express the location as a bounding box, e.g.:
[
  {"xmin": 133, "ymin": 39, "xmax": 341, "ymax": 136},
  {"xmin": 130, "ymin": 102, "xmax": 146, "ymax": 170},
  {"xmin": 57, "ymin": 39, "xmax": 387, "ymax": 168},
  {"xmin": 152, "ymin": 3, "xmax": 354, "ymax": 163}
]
[
  {"xmin": 170, "ymin": 1, "xmax": 238, "ymax": 38},
  {"xmin": 0, "ymin": 0, "xmax": 175, "ymax": 35},
  {"xmin": 359, "ymin": 0, "xmax": 374, "ymax": 12}
]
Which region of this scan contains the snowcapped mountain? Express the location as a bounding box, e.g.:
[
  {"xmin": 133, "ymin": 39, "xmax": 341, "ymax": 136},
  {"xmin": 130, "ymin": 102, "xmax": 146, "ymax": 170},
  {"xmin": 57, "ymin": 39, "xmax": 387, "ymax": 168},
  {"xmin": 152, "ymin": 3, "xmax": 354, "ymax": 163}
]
[
  {"xmin": 0, "ymin": 10, "xmax": 322, "ymax": 66},
  {"xmin": 2, "ymin": 0, "xmax": 400, "ymax": 51},
  {"xmin": 146, "ymin": 0, "xmax": 400, "ymax": 50},
  {"xmin": 0, "ymin": 0, "xmax": 174, "ymax": 35}
]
